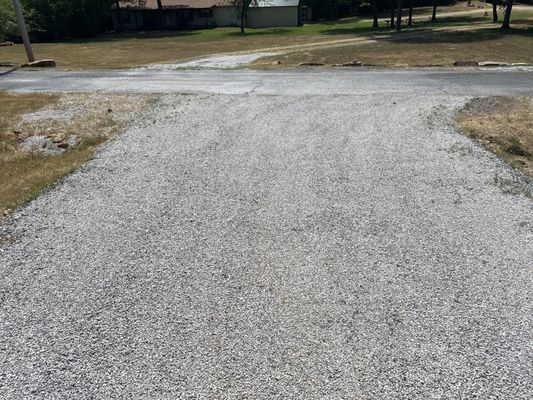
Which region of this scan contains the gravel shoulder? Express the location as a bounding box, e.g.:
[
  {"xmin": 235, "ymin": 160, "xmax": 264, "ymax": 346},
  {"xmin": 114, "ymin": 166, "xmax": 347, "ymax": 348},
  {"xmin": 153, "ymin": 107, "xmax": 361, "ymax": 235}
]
[{"xmin": 1, "ymin": 92, "xmax": 532, "ymax": 398}]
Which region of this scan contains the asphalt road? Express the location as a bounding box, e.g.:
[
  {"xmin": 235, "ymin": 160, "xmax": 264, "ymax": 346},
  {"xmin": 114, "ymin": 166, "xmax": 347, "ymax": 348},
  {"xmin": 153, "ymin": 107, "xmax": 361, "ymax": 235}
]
[
  {"xmin": 1, "ymin": 67, "xmax": 533, "ymax": 96},
  {"xmin": 1, "ymin": 69, "xmax": 533, "ymax": 399}
]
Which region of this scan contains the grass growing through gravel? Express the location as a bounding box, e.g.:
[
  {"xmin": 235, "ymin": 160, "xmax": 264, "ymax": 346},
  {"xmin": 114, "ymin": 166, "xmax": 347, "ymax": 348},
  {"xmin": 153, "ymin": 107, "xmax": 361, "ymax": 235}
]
[
  {"xmin": 0, "ymin": 91, "xmax": 149, "ymax": 216},
  {"xmin": 456, "ymin": 96, "xmax": 533, "ymax": 177}
]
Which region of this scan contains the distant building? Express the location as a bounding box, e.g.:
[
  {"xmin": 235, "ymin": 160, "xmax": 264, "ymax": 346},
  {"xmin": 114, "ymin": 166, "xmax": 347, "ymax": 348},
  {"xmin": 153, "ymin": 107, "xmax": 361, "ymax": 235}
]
[{"xmin": 112, "ymin": 0, "xmax": 309, "ymax": 31}]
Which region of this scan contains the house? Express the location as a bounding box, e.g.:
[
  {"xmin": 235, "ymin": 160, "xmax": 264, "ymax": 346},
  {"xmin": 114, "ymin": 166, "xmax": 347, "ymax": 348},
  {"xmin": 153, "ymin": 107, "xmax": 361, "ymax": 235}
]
[
  {"xmin": 112, "ymin": 0, "xmax": 309, "ymax": 31},
  {"xmin": 248, "ymin": 0, "xmax": 301, "ymax": 28}
]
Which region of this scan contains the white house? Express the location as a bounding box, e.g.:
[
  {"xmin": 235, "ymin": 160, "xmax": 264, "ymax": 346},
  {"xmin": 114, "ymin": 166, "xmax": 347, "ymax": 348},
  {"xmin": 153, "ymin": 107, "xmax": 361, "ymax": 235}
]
[
  {"xmin": 247, "ymin": 0, "xmax": 301, "ymax": 28},
  {"xmin": 113, "ymin": 0, "xmax": 308, "ymax": 31}
]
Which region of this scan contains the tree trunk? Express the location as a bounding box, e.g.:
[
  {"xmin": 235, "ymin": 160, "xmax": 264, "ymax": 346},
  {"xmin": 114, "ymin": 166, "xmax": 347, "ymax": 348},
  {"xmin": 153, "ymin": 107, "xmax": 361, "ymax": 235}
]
[
  {"xmin": 492, "ymin": 0, "xmax": 498, "ymax": 22},
  {"xmin": 396, "ymin": 0, "xmax": 402, "ymax": 31},
  {"xmin": 390, "ymin": 0, "xmax": 395, "ymax": 28},
  {"xmin": 115, "ymin": 0, "xmax": 122, "ymax": 31},
  {"xmin": 156, "ymin": 0, "xmax": 164, "ymax": 29},
  {"xmin": 408, "ymin": 0, "xmax": 413, "ymax": 26},
  {"xmin": 501, "ymin": 0, "xmax": 513, "ymax": 29},
  {"xmin": 432, "ymin": 0, "xmax": 437, "ymax": 22},
  {"xmin": 331, "ymin": 0, "xmax": 338, "ymax": 20},
  {"xmin": 240, "ymin": 2, "xmax": 246, "ymax": 33},
  {"xmin": 372, "ymin": 0, "xmax": 379, "ymax": 28}
]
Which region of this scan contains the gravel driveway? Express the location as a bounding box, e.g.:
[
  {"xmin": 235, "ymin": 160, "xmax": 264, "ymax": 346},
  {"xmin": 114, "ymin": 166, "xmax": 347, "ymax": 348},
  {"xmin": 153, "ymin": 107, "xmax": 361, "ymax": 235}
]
[{"xmin": 1, "ymin": 88, "xmax": 532, "ymax": 398}]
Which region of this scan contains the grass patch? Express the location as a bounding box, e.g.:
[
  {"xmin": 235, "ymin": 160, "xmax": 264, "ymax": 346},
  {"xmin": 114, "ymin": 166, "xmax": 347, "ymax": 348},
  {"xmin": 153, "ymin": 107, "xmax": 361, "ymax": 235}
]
[
  {"xmin": 456, "ymin": 96, "xmax": 533, "ymax": 177},
  {"xmin": 0, "ymin": 92, "xmax": 149, "ymax": 216},
  {"xmin": 0, "ymin": 2, "xmax": 531, "ymax": 69},
  {"xmin": 255, "ymin": 24, "xmax": 533, "ymax": 67}
]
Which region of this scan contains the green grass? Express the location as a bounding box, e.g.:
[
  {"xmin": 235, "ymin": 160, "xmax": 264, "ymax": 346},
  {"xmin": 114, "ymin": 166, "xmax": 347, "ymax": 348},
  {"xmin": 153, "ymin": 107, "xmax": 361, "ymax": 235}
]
[{"xmin": 0, "ymin": 2, "xmax": 531, "ymax": 69}]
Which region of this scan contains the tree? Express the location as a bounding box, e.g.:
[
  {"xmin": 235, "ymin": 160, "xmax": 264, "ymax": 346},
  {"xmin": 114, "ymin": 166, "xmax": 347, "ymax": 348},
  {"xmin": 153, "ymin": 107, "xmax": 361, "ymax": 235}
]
[
  {"xmin": 156, "ymin": 0, "xmax": 164, "ymax": 29},
  {"xmin": 408, "ymin": 0, "xmax": 413, "ymax": 26},
  {"xmin": 396, "ymin": 0, "xmax": 402, "ymax": 31},
  {"xmin": 492, "ymin": 0, "xmax": 498, "ymax": 22},
  {"xmin": 389, "ymin": 0, "xmax": 395, "ymax": 28},
  {"xmin": 431, "ymin": 0, "xmax": 438, "ymax": 22},
  {"xmin": 23, "ymin": 0, "xmax": 116, "ymax": 39},
  {"xmin": 0, "ymin": 0, "xmax": 18, "ymax": 42},
  {"xmin": 230, "ymin": 0, "xmax": 258, "ymax": 34},
  {"xmin": 371, "ymin": 0, "xmax": 378, "ymax": 28},
  {"xmin": 501, "ymin": 0, "xmax": 513, "ymax": 29}
]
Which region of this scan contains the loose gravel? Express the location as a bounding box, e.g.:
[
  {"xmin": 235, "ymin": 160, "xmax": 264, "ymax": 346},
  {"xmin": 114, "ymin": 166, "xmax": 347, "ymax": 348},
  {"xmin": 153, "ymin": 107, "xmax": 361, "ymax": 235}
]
[
  {"xmin": 140, "ymin": 52, "xmax": 278, "ymax": 70},
  {"xmin": 1, "ymin": 92, "xmax": 532, "ymax": 399}
]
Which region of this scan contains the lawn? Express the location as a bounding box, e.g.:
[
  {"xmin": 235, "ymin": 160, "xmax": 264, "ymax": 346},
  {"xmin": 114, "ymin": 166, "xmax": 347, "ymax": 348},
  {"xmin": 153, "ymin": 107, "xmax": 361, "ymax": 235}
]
[
  {"xmin": 255, "ymin": 25, "xmax": 533, "ymax": 67},
  {"xmin": 0, "ymin": 1, "xmax": 531, "ymax": 69},
  {"xmin": 0, "ymin": 91, "xmax": 149, "ymax": 216},
  {"xmin": 457, "ymin": 97, "xmax": 533, "ymax": 178}
]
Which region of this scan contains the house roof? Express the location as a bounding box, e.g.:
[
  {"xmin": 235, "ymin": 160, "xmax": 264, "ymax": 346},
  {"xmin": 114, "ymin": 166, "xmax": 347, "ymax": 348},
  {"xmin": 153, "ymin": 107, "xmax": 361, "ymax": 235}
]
[
  {"xmin": 118, "ymin": 0, "xmax": 220, "ymax": 10},
  {"xmin": 249, "ymin": 0, "xmax": 300, "ymax": 7},
  {"xmin": 117, "ymin": 0, "xmax": 299, "ymax": 10}
]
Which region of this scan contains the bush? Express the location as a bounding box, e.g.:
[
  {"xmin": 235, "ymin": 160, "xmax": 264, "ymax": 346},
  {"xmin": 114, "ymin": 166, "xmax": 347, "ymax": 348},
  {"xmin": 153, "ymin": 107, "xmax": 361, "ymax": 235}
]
[
  {"xmin": 24, "ymin": 0, "xmax": 114, "ymax": 40},
  {"xmin": 0, "ymin": 0, "xmax": 18, "ymax": 42}
]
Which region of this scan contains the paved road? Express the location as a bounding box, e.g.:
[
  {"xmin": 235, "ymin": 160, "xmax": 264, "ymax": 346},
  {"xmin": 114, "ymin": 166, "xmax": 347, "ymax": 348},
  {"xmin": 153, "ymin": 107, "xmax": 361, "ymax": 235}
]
[
  {"xmin": 1, "ymin": 69, "xmax": 533, "ymax": 399},
  {"xmin": 1, "ymin": 67, "xmax": 533, "ymax": 96}
]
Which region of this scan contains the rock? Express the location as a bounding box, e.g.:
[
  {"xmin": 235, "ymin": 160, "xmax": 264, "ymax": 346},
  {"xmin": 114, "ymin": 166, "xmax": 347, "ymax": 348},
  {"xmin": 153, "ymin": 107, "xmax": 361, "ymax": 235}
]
[
  {"xmin": 67, "ymin": 135, "xmax": 80, "ymax": 147},
  {"xmin": 454, "ymin": 60, "xmax": 478, "ymax": 67},
  {"xmin": 0, "ymin": 42, "xmax": 14, "ymax": 47},
  {"xmin": 299, "ymin": 62, "xmax": 325, "ymax": 66},
  {"xmin": 23, "ymin": 59, "xmax": 56, "ymax": 68},
  {"xmin": 19, "ymin": 135, "xmax": 64, "ymax": 155},
  {"xmin": 478, "ymin": 61, "xmax": 510, "ymax": 67},
  {"xmin": 341, "ymin": 60, "xmax": 363, "ymax": 67},
  {"xmin": 17, "ymin": 132, "xmax": 30, "ymax": 141},
  {"xmin": 272, "ymin": 60, "xmax": 282, "ymax": 65}
]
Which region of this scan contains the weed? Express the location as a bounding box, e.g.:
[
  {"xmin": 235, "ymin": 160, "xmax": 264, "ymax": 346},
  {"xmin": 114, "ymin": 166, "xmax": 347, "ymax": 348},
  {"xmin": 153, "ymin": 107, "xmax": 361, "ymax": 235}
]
[{"xmin": 505, "ymin": 137, "xmax": 530, "ymax": 157}]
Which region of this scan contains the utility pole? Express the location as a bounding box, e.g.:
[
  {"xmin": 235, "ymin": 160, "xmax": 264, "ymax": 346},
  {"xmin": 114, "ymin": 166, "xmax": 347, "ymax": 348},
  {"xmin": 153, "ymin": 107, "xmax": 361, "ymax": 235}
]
[{"xmin": 12, "ymin": 0, "xmax": 35, "ymax": 63}]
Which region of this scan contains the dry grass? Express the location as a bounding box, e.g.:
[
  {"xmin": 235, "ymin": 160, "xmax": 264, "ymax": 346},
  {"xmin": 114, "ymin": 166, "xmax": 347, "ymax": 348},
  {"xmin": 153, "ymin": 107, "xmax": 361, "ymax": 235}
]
[
  {"xmin": 457, "ymin": 96, "xmax": 533, "ymax": 177},
  {"xmin": 254, "ymin": 25, "xmax": 533, "ymax": 67},
  {"xmin": 0, "ymin": 2, "xmax": 531, "ymax": 69},
  {"xmin": 0, "ymin": 92, "xmax": 149, "ymax": 216}
]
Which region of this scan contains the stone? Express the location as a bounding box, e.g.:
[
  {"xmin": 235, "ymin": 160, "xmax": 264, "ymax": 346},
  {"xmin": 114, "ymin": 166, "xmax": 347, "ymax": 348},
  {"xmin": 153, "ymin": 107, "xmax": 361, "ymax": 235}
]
[
  {"xmin": 341, "ymin": 61, "xmax": 363, "ymax": 67},
  {"xmin": 19, "ymin": 135, "xmax": 64, "ymax": 155},
  {"xmin": 478, "ymin": 61, "xmax": 510, "ymax": 67},
  {"xmin": 0, "ymin": 42, "xmax": 14, "ymax": 47},
  {"xmin": 299, "ymin": 62, "xmax": 325, "ymax": 66},
  {"xmin": 23, "ymin": 59, "xmax": 56, "ymax": 68},
  {"xmin": 272, "ymin": 61, "xmax": 282, "ymax": 65},
  {"xmin": 67, "ymin": 135, "xmax": 80, "ymax": 147}
]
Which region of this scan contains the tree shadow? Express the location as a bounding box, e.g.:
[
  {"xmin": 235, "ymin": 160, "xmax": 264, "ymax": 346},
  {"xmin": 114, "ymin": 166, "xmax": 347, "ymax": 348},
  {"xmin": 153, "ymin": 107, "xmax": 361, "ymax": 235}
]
[
  {"xmin": 389, "ymin": 26, "xmax": 533, "ymax": 44},
  {"xmin": 56, "ymin": 29, "xmax": 202, "ymax": 44},
  {"xmin": 225, "ymin": 28, "xmax": 296, "ymax": 36},
  {"xmin": 0, "ymin": 67, "xmax": 19, "ymax": 79}
]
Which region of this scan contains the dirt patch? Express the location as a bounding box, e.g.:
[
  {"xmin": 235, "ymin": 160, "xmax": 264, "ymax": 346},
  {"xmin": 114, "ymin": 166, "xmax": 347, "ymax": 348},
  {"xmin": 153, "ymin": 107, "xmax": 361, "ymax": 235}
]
[
  {"xmin": 0, "ymin": 92, "xmax": 152, "ymax": 216},
  {"xmin": 456, "ymin": 96, "xmax": 533, "ymax": 177}
]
